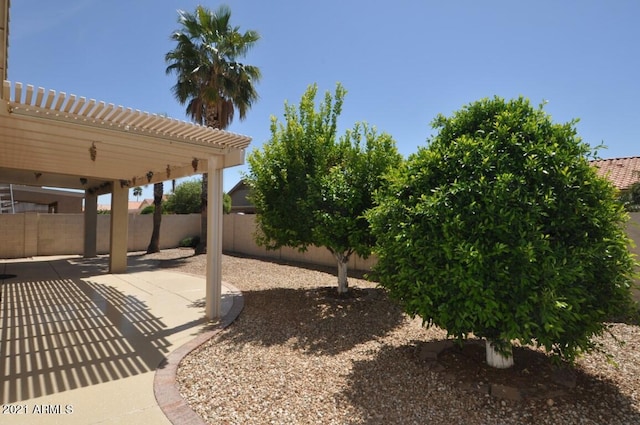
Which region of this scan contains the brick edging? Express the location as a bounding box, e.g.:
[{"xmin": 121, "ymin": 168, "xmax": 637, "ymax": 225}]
[{"xmin": 153, "ymin": 282, "xmax": 245, "ymax": 425}]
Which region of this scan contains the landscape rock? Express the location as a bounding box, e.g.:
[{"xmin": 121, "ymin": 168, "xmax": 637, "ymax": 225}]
[
  {"xmin": 490, "ymin": 384, "xmax": 523, "ymax": 401},
  {"xmin": 418, "ymin": 340, "xmax": 455, "ymax": 361},
  {"xmin": 552, "ymin": 366, "xmax": 577, "ymax": 389}
]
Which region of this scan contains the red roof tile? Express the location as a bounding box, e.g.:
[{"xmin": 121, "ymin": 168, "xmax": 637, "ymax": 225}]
[{"xmin": 590, "ymin": 157, "xmax": 640, "ymax": 190}]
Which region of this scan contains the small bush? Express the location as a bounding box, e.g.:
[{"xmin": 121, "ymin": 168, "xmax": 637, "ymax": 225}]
[
  {"xmin": 619, "ymin": 181, "xmax": 640, "ymax": 212},
  {"xmin": 179, "ymin": 236, "xmax": 200, "ymax": 248},
  {"xmin": 140, "ymin": 205, "xmax": 155, "ymax": 215}
]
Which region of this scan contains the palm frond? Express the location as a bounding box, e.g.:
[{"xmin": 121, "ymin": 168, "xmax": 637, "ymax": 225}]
[{"xmin": 165, "ymin": 4, "xmax": 261, "ymax": 129}]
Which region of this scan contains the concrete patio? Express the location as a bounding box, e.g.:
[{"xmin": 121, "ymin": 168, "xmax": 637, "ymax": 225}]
[{"xmin": 0, "ymin": 254, "xmax": 242, "ymax": 424}]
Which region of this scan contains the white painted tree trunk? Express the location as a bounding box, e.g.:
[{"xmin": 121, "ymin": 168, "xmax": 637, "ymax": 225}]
[
  {"xmin": 485, "ymin": 339, "xmax": 514, "ymax": 368},
  {"xmin": 335, "ymin": 253, "xmax": 349, "ymax": 294}
]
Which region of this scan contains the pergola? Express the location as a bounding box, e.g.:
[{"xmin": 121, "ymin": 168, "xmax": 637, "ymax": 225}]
[{"xmin": 0, "ymin": 1, "xmax": 251, "ymax": 319}]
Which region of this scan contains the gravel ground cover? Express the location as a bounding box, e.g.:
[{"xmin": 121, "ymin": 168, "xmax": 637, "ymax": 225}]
[{"xmin": 145, "ymin": 249, "xmax": 640, "ymax": 424}]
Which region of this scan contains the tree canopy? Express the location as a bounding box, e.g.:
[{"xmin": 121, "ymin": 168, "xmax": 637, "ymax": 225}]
[
  {"xmin": 368, "ymin": 96, "xmax": 636, "ymax": 365},
  {"xmin": 246, "ymin": 83, "xmax": 402, "ymax": 293},
  {"xmin": 165, "ymin": 5, "xmax": 261, "ymax": 128},
  {"xmin": 165, "ymin": 179, "xmax": 231, "ymax": 215}
]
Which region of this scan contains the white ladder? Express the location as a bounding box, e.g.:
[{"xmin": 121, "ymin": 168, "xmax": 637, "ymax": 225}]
[{"xmin": 0, "ymin": 184, "xmax": 16, "ymax": 214}]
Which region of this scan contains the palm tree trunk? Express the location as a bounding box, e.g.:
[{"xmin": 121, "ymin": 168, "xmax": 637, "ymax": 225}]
[
  {"xmin": 194, "ymin": 173, "xmax": 208, "ymax": 255},
  {"xmin": 146, "ymin": 182, "xmax": 163, "ymax": 254}
]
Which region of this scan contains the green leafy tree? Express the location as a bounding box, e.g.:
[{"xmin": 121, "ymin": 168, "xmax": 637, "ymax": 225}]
[
  {"xmin": 166, "ymin": 5, "xmax": 261, "ymax": 255},
  {"xmin": 165, "ymin": 179, "xmax": 231, "ymax": 215},
  {"xmin": 165, "ymin": 180, "xmax": 201, "ymax": 214},
  {"xmin": 246, "ymin": 83, "xmax": 402, "ymax": 293},
  {"xmin": 368, "ymin": 96, "xmax": 636, "ymax": 367}
]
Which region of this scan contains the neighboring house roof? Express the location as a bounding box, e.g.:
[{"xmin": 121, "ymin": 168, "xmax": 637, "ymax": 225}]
[
  {"xmin": 98, "ymin": 197, "xmax": 168, "ymax": 213},
  {"xmin": 128, "ymin": 199, "xmax": 152, "ymax": 212},
  {"xmin": 97, "ymin": 203, "xmax": 137, "ymax": 212},
  {"xmin": 0, "ymin": 184, "xmax": 84, "ymax": 213},
  {"xmin": 12, "ymin": 184, "xmax": 84, "ymax": 199},
  {"xmin": 590, "ymin": 157, "xmax": 640, "ymax": 191},
  {"xmin": 228, "ymin": 179, "xmax": 255, "ymax": 213}
]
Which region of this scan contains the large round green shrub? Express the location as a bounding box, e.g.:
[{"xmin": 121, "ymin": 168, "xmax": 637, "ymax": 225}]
[{"xmin": 368, "ymin": 96, "xmax": 636, "ymax": 363}]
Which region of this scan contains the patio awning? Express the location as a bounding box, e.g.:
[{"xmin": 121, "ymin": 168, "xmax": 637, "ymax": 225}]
[
  {"xmin": 0, "ymin": 79, "xmax": 250, "ymax": 319},
  {"xmin": 0, "ymin": 80, "xmax": 251, "ymax": 193}
]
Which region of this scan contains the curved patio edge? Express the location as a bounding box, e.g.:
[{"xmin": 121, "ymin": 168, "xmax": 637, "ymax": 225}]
[{"xmin": 153, "ymin": 281, "xmax": 245, "ymax": 425}]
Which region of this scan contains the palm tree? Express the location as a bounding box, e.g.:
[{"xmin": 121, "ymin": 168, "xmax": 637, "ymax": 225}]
[
  {"xmin": 166, "ymin": 5, "xmax": 261, "ymax": 254},
  {"xmin": 133, "ymin": 186, "xmax": 142, "ymax": 201}
]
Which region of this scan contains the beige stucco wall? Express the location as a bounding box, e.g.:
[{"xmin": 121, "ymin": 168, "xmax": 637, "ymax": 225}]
[
  {"xmin": 0, "ymin": 213, "xmax": 200, "ymax": 258},
  {"xmin": 222, "ymin": 213, "xmax": 377, "ymax": 272}
]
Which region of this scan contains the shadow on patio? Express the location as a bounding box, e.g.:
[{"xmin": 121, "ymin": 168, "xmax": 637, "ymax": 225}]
[{"xmin": 0, "ymin": 272, "xmax": 171, "ymax": 404}]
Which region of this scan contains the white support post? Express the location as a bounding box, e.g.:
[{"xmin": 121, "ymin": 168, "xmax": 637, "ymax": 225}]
[{"xmin": 205, "ymin": 159, "xmax": 223, "ymax": 319}]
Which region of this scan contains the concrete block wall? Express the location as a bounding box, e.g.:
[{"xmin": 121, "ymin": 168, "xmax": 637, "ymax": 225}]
[
  {"xmin": 22, "ymin": 214, "xmax": 39, "ymax": 256},
  {"xmin": 0, "ymin": 213, "xmax": 25, "ymax": 258},
  {"xmin": 0, "ymin": 213, "xmax": 200, "ymax": 258},
  {"xmin": 98, "ymin": 214, "xmax": 201, "ymax": 254},
  {"xmin": 38, "ymin": 214, "xmax": 84, "ymax": 256},
  {"xmin": 222, "ymin": 213, "xmax": 377, "ymax": 272},
  {"xmin": 0, "ymin": 211, "xmax": 638, "ymax": 289}
]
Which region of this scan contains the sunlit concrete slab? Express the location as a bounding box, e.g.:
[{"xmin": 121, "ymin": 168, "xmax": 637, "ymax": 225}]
[{"xmin": 0, "ymin": 255, "xmax": 236, "ymax": 424}]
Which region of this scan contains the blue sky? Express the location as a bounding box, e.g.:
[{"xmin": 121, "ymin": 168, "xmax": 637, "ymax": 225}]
[{"xmin": 8, "ymin": 0, "xmax": 640, "ymax": 201}]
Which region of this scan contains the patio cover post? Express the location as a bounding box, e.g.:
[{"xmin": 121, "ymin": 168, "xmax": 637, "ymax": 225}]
[
  {"xmin": 205, "ymin": 159, "xmax": 223, "ymax": 319},
  {"xmin": 109, "ymin": 182, "xmax": 128, "ymax": 273},
  {"xmin": 84, "ymin": 189, "xmax": 97, "ymax": 258}
]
